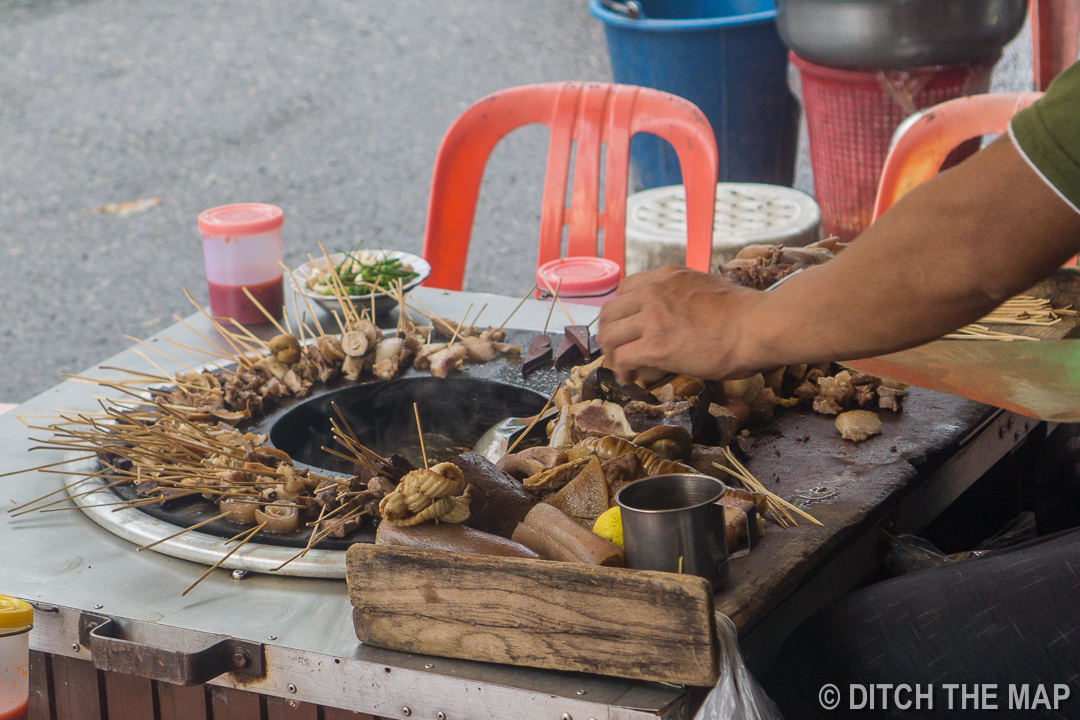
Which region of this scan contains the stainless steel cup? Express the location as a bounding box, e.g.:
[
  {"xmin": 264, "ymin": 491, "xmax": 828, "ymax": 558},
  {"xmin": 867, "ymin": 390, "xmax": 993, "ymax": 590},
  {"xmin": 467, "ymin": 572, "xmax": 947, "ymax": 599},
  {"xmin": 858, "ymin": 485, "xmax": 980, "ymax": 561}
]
[{"xmin": 616, "ymin": 474, "xmax": 730, "ymax": 590}]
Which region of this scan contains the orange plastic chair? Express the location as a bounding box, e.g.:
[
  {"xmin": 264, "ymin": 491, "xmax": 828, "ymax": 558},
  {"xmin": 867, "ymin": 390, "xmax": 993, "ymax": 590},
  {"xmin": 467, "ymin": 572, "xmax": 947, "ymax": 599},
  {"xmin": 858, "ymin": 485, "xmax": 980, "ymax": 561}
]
[
  {"xmin": 1031, "ymin": 0, "xmax": 1080, "ymax": 91},
  {"xmin": 872, "ymin": 91, "xmax": 1044, "ymax": 221},
  {"xmin": 421, "ymin": 82, "xmax": 719, "ymax": 290}
]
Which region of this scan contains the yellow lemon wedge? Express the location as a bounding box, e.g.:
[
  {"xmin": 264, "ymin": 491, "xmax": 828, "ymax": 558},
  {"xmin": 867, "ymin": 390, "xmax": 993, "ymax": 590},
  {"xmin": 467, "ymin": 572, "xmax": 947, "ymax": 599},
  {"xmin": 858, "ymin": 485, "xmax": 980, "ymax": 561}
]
[{"xmin": 592, "ymin": 506, "xmax": 623, "ymax": 549}]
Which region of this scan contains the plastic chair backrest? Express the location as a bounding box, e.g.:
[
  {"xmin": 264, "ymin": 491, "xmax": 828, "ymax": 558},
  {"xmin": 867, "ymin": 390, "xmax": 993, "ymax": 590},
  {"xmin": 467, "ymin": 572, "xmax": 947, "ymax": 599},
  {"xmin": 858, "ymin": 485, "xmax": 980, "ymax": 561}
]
[
  {"xmin": 872, "ymin": 91, "xmax": 1044, "ymax": 222},
  {"xmin": 1031, "ymin": 0, "xmax": 1080, "ymax": 91},
  {"xmin": 421, "ymin": 82, "xmax": 719, "ymax": 290}
]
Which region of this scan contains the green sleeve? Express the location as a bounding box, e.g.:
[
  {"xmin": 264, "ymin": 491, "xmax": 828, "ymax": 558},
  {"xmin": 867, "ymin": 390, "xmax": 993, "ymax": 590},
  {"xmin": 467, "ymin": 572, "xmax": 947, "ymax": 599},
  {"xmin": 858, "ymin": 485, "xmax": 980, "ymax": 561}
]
[{"xmin": 1010, "ymin": 60, "xmax": 1080, "ymax": 213}]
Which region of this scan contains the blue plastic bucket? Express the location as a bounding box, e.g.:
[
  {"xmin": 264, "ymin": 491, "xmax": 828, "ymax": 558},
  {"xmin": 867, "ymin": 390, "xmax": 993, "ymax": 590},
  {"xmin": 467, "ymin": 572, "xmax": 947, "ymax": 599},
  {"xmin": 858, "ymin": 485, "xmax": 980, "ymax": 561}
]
[{"xmin": 590, "ymin": 0, "xmax": 798, "ymax": 189}]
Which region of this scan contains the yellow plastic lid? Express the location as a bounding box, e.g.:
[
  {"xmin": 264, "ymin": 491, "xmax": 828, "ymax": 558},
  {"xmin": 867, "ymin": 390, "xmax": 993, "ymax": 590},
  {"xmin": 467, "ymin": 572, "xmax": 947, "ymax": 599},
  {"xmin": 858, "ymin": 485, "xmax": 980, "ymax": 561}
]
[{"xmin": 0, "ymin": 596, "xmax": 33, "ymax": 632}]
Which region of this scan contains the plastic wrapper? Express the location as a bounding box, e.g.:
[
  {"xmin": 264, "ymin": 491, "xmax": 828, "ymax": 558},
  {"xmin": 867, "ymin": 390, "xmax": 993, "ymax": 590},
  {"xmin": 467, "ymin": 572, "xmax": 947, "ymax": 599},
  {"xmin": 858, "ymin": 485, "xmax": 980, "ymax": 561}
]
[
  {"xmin": 884, "ymin": 511, "xmax": 1037, "ymax": 576},
  {"xmin": 693, "ymin": 613, "xmax": 784, "ymax": 720}
]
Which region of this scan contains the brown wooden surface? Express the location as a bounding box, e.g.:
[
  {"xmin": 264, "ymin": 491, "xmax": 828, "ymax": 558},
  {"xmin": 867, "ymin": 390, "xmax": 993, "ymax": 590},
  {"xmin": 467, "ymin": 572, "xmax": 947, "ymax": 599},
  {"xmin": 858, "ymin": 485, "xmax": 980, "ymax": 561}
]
[
  {"xmin": 52, "ymin": 655, "xmax": 106, "ymax": 720},
  {"xmin": 209, "ymin": 687, "xmax": 263, "ymax": 720},
  {"xmin": 347, "ymin": 543, "xmax": 718, "ymax": 686},
  {"xmin": 31, "ymin": 655, "xmax": 388, "ymax": 720},
  {"xmin": 28, "ymin": 651, "xmax": 51, "ymax": 720},
  {"xmin": 265, "ymin": 697, "xmax": 319, "ymax": 720},
  {"xmin": 104, "ymin": 672, "xmax": 155, "ymax": 720},
  {"xmin": 158, "ymin": 683, "xmax": 210, "ymax": 720},
  {"xmin": 323, "ymin": 708, "xmax": 376, "ymax": 720}
]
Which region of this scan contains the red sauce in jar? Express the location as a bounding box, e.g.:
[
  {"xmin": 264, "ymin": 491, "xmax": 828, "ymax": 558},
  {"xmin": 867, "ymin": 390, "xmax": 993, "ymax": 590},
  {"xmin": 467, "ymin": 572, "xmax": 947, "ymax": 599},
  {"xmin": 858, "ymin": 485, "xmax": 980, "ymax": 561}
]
[
  {"xmin": 207, "ymin": 275, "xmax": 283, "ymax": 325},
  {"xmin": 0, "ymin": 701, "xmax": 27, "ymax": 720}
]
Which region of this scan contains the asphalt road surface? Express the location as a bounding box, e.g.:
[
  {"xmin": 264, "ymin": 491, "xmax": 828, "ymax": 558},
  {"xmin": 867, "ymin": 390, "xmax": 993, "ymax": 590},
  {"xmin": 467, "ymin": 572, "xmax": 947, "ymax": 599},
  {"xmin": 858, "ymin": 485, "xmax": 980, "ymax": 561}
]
[{"xmin": 0, "ymin": 0, "xmax": 1033, "ymax": 403}]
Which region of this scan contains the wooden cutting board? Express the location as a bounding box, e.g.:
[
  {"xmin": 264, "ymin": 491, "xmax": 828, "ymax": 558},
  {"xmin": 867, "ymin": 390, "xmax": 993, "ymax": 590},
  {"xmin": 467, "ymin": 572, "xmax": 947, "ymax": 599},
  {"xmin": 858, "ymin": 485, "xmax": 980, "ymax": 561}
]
[{"xmin": 347, "ymin": 544, "xmax": 719, "ymax": 686}]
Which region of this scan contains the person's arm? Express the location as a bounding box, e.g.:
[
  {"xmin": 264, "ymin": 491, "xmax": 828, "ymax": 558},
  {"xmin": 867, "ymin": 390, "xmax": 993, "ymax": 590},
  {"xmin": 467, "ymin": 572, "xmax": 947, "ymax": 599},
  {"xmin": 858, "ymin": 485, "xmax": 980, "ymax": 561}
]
[{"xmin": 597, "ymin": 137, "xmax": 1080, "ymax": 381}]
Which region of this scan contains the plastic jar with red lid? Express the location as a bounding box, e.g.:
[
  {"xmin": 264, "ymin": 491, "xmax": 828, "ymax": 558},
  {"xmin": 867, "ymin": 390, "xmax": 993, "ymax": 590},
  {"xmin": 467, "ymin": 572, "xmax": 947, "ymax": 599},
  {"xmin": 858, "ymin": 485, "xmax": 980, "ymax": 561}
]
[
  {"xmin": 536, "ymin": 257, "xmax": 622, "ymax": 307},
  {"xmin": 198, "ymin": 203, "xmax": 285, "ymax": 324}
]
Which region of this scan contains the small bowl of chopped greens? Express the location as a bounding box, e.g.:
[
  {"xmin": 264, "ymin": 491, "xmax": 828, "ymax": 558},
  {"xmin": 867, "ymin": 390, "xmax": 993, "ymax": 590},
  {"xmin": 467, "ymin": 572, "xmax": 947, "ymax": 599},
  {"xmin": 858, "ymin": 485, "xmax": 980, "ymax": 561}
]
[{"xmin": 290, "ymin": 249, "xmax": 431, "ymax": 317}]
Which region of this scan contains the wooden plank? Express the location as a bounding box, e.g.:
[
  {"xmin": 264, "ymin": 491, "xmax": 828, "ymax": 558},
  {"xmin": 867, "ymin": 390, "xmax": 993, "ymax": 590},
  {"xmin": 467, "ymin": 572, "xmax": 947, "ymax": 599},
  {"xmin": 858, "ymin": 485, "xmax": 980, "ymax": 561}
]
[
  {"xmin": 28, "ymin": 651, "xmax": 53, "ymax": 720},
  {"xmin": 209, "ymin": 686, "xmax": 264, "ymax": 720},
  {"xmin": 265, "ymin": 697, "xmax": 318, "ymax": 720},
  {"xmin": 158, "ymin": 682, "xmax": 209, "ymax": 720},
  {"xmin": 322, "ymin": 709, "xmax": 375, "ymax": 720},
  {"xmin": 347, "ymin": 544, "xmax": 717, "ymax": 686},
  {"xmin": 51, "ymin": 656, "xmax": 106, "ymax": 720},
  {"xmin": 103, "ymin": 671, "xmax": 156, "ymax": 720}
]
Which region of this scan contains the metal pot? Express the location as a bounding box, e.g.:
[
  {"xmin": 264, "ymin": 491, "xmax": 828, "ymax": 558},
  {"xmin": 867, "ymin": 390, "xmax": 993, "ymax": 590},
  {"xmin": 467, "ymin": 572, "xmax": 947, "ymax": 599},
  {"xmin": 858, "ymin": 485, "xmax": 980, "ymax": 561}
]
[{"xmin": 775, "ymin": 0, "xmax": 1027, "ymax": 69}]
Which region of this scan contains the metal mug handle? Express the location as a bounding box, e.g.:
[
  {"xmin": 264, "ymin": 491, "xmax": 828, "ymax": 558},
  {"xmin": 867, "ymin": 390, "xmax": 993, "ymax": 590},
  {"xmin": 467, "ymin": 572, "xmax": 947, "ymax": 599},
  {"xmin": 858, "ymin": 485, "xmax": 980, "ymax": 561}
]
[{"xmin": 719, "ymin": 501, "xmax": 757, "ymax": 560}]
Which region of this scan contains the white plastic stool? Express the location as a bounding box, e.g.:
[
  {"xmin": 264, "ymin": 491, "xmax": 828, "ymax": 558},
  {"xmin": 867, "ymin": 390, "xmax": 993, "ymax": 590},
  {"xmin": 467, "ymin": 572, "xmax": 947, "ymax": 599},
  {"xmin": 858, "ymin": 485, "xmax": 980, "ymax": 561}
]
[{"xmin": 624, "ymin": 183, "xmax": 823, "ymax": 275}]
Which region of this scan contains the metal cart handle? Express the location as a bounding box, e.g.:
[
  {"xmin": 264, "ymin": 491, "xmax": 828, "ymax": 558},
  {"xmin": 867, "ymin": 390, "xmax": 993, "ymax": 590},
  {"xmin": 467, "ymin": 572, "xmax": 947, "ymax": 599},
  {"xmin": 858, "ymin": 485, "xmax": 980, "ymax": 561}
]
[{"xmin": 78, "ymin": 612, "xmax": 265, "ymax": 686}]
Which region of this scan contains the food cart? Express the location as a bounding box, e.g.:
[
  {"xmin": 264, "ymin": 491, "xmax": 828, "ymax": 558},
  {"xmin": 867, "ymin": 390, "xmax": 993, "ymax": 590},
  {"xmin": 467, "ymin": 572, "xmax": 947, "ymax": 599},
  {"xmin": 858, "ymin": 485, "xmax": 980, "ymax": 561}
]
[{"xmin": 0, "ymin": 278, "xmax": 1060, "ymax": 720}]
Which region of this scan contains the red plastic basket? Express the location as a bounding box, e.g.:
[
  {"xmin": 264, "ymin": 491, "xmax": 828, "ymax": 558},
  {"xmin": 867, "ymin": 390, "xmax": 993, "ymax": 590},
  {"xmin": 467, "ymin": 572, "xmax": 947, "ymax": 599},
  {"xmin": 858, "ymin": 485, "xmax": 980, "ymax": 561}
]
[{"xmin": 792, "ymin": 52, "xmax": 998, "ymax": 241}]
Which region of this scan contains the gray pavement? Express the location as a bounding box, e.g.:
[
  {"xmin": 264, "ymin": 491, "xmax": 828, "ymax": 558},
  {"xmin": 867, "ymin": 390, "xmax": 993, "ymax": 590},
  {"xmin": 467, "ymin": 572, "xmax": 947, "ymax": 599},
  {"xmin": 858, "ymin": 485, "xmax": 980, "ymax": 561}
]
[{"xmin": 0, "ymin": 0, "xmax": 1033, "ymax": 404}]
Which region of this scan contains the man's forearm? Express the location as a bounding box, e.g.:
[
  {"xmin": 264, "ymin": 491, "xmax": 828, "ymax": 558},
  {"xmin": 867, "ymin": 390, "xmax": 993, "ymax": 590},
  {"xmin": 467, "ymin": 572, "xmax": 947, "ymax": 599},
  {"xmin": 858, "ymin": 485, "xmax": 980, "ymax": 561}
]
[
  {"xmin": 598, "ymin": 138, "xmax": 1080, "ymax": 382},
  {"xmin": 742, "ymin": 138, "xmax": 1080, "ymax": 370}
]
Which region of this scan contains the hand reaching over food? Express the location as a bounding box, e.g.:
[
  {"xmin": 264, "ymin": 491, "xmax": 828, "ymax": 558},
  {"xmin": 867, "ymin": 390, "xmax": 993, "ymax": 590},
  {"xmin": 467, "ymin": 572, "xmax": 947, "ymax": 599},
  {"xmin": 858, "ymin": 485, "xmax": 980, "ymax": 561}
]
[
  {"xmin": 596, "ymin": 266, "xmax": 763, "ymax": 383},
  {"xmin": 600, "ymin": 139, "xmax": 1080, "ymax": 385}
]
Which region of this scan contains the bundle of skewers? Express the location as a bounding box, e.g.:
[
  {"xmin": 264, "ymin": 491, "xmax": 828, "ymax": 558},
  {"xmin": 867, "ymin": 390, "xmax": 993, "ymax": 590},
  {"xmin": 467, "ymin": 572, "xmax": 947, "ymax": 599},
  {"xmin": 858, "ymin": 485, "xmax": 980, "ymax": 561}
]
[{"xmin": 945, "ymin": 295, "xmax": 1077, "ymax": 341}]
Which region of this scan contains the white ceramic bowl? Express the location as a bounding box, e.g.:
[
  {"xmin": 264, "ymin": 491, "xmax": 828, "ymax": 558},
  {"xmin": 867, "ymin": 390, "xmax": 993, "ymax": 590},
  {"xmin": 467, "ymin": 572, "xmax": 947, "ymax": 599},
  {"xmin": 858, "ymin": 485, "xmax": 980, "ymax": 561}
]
[{"xmin": 289, "ymin": 250, "xmax": 431, "ymax": 318}]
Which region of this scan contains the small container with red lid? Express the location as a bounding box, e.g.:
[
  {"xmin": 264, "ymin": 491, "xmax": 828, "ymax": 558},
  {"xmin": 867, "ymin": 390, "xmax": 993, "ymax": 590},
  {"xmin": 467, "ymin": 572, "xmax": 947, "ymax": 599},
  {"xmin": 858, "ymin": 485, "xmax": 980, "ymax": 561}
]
[
  {"xmin": 536, "ymin": 256, "xmax": 622, "ymax": 307},
  {"xmin": 198, "ymin": 203, "xmax": 285, "ymax": 324}
]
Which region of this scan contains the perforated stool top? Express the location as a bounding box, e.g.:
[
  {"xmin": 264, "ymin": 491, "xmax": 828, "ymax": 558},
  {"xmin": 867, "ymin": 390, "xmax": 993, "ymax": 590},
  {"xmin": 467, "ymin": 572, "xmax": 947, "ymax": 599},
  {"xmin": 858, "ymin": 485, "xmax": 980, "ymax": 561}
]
[{"xmin": 624, "ymin": 183, "xmax": 823, "ymax": 275}]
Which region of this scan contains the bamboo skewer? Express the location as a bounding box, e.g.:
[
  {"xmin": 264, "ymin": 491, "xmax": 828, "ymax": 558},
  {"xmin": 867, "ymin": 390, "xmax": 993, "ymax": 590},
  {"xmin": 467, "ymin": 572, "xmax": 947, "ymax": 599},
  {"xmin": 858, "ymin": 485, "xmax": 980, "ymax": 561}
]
[
  {"xmin": 316, "ymin": 243, "xmax": 360, "ymax": 327},
  {"xmin": 282, "ymin": 306, "xmax": 293, "ymax": 337},
  {"xmin": 470, "ymin": 303, "xmax": 489, "ymax": 331},
  {"xmin": 9, "ymin": 477, "xmax": 133, "ymax": 517},
  {"xmin": 716, "ymin": 448, "xmax": 823, "ymax": 527},
  {"xmin": 541, "ymin": 279, "xmax": 562, "ymax": 336},
  {"xmin": 448, "ymin": 303, "xmax": 474, "ymax": 346},
  {"xmin": 181, "ymin": 522, "xmax": 266, "ymax": 596},
  {"xmin": 505, "ymin": 385, "xmax": 559, "ymax": 456},
  {"xmin": 37, "ymin": 495, "xmax": 164, "ymax": 513},
  {"xmin": 160, "ymin": 339, "xmax": 238, "ymax": 377},
  {"xmin": 498, "ymin": 283, "xmax": 538, "ymax": 331},
  {"xmin": 407, "ymin": 297, "xmax": 462, "ymax": 337},
  {"xmin": 131, "ymin": 352, "xmax": 187, "ymax": 386},
  {"xmin": 0, "ymin": 454, "xmax": 97, "ymax": 481},
  {"xmin": 414, "ymin": 402, "xmax": 429, "ymax": 470},
  {"xmin": 170, "ymin": 313, "xmax": 245, "ymax": 375},
  {"xmin": 281, "ymin": 261, "xmax": 326, "ymax": 337},
  {"xmin": 540, "ymin": 278, "xmax": 575, "ymax": 326},
  {"xmin": 948, "ymin": 295, "xmax": 1079, "ymax": 340},
  {"xmin": 269, "ymin": 502, "xmax": 333, "ymax": 572},
  {"xmin": 112, "ymin": 494, "xmax": 185, "ymax": 512},
  {"xmin": 182, "ymin": 292, "xmax": 257, "ymax": 364},
  {"xmin": 944, "ymin": 325, "xmax": 1040, "ymax": 342},
  {"xmin": 123, "ymin": 336, "xmax": 198, "ymax": 374},
  {"xmin": 227, "ymin": 320, "xmax": 272, "ymax": 350},
  {"xmin": 7, "ymin": 477, "xmax": 95, "ymax": 513},
  {"xmin": 330, "ymin": 309, "xmax": 346, "ymax": 336},
  {"xmin": 240, "ymin": 287, "xmax": 289, "ymax": 336}
]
